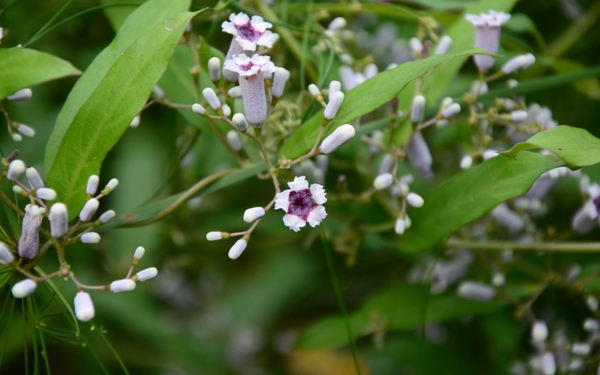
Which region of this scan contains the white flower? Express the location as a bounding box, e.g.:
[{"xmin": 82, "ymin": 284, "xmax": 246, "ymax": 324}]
[
  {"xmin": 224, "ymin": 54, "xmax": 276, "ymax": 78},
  {"xmin": 274, "ymin": 176, "xmax": 327, "ymax": 232},
  {"xmin": 466, "ymin": 10, "xmax": 511, "ymax": 72},
  {"xmin": 222, "ymin": 12, "xmax": 276, "ymax": 51}
]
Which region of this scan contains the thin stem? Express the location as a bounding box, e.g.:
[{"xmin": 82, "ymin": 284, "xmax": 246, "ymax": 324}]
[
  {"xmin": 254, "ymin": 128, "xmax": 281, "ymax": 193},
  {"xmin": 447, "ymin": 239, "xmax": 600, "ymax": 252}
]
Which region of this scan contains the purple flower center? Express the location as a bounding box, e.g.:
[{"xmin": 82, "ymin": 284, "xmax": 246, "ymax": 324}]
[
  {"xmin": 593, "ymin": 196, "xmax": 600, "ymax": 215},
  {"xmin": 236, "ymin": 21, "xmax": 262, "ymax": 42},
  {"xmin": 238, "ymin": 62, "xmax": 255, "ymax": 72},
  {"xmin": 287, "ymin": 189, "xmax": 316, "ymax": 220}
]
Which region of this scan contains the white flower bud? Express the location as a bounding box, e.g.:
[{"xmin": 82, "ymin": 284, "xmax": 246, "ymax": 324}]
[
  {"xmin": 81, "ymin": 232, "xmax": 101, "ymax": 244},
  {"xmin": 364, "ymin": 63, "xmax": 378, "ymax": 79},
  {"xmin": 226, "ymin": 130, "xmax": 243, "ymax": 151},
  {"xmin": 232, "ymin": 113, "xmax": 248, "ymax": 132},
  {"xmin": 243, "ymin": 207, "xmax": 265, "ymax": 223},
  {"xmin": 0, "ymin": 242, "xmax": 14, "ymax": 264},
  {"xmin": 208, "ymin": 57, "xmax": 221, "ymax": 81},
  {"xmin": 206, "ymin": 231, "xmax": 225, "ymax": 241},
  {"xmin": 98, "ymin": 210, "xmax": 115, "ymax": 223},
  {"xmin": 221, "ymin": 104, "xmax": 231, "ymax": 117},
  {"xmin": 328, "ymin": 80, "xmax": 341, "ymax": 100},
  {"xmin": 12, "ymin": 185, "xmax": 24, "ymax": 195},
  {"xmin": 136, "ymin": 267, "xmax": 158, "ymax": 282},
  {"xmin": 470, "ymin": 80, "xmax": 488, "ymax": 95},
  {"xmin": 571, "ymin": 343, "xmax": 591, "ymax": 356},
  {"xmin": 491, "ymin": 271, "xmax": 505, "ymax": 287},
  {"xmin": 409, "ymin": 37, "xmax": 423, "ymax": 54},
  {"xmin": 511, "ymin": 110, "xmax": 528, "ymax": 122},
  {"xmin": 26, "ymin": 167, "xmax": 44, "ymax": 189},
  {"xmin": 501, "ymin": 55, "xmax": 528, "ymax": 75},
  {"xmin": 134, "ymin": 246, "xmax": 145, "ymax": 260},
  {"xmin": 386, "ymin": 63, "xmax": 398, "ymax": 70},
  {"xmin": 442, "ymin": 103, "xmax": 461, "ymax": 118},
  {"xmin": 457, "ymin": 281, "xmax": 496, "ymax": 301},
  {"xmin": 202, "ymin": 88, "xmax": 221, "ymax": 110},
  {"xmin": 12, "ymin": 279, "xmax": 37, "ymax": 298},
  {"xmin": 308, "ymin": 84, "xmax": 321, "ymax": 100},
  {"xmin": 49, "ymin": 203, "xmax": 68, "ymax": 238},
  {"xmin": 523, "ymin": 53, "xmax": 536, "ymax": 69},
  {"xmin": 129, "ymin": 115, "xmax": 140, "ymax": 128},
  {"xmin": 587, "ymin": 295, "xmax": 598, "ymax": 311},
  {"xmin": 339, "ymin": 66, "xmax": 357, "ymax": 91},
  {"xmin": 324, "ymin": 91, "xmax": 344, "ymax": 120},
  {"xmin": 272, "ymin": 67, "xmax": 290, "ymax": 98},
  {"xmin": 36, "ymin": 187, "xmax": 56, "ymax": 201},
  {"xmin": 86, "ymin": 175, "xmax": 99, "ymax": 195},
  {"xmin": 319, "ymin": 124, "xmax": 356, "ymax": 154},
  {"xmin": 395, "ymin": 217, "xmax": 406, "ymax": 235},
  {"xmin": 110, "ymin": 279, "xmax": 136, "ymax": 293},
  {"xmin": 12, "ymin": 134, "xmax": 22, "ymax": 142},
  {"xmin": 228, "ymin": 239, "xmax": 247, "ymax": 260},
  {"xmin": 7, "ymin": 88, "xmax": 33, "ymax": 101},
  {"xmin": 228, "ymin": 86, "xmax": 242, "ymax": 98},
  {"xmin": 152, "ymin": 85, "xmax": 165, "ymax": 99},
  {"xmin": 192, "ymin": 103, "xmax": 206, "ymax": 116},
  {"xmin": 373, "ymin": 173, "xmax": 394, "ymax": 190},
  {"xmin": 583, "ymin": 318, "xmax": 599, "ymax": 332},
  {"xmin": 410, "ymin": 95, "xmax": 426, "ymax": 124},
  {"xmin": 407, "ymin": 192, "xmax": 424, "ymax": 207},
  {"xmin": 79, "ymin": 198, "xmax": 99, "ymax": 222},
  {"xmin": 328, "ymin": 17, "xmax": 346, "ymax": 31},
  {"xmin": 483, "ymin": 149, "xmax": 499, "ymax": 160},
  {"xmin": 491, "ymin": 203, "xmax": 524, "ymax": 233},
  {"xmin": 531, "ymin": 321, "xmax": 548, "ymax": 342},
  {"xmin": 7, "ymin": 160, "xmax": 26, "ymax": 181},
  {"xmin": 74, "ymin": 292, "xmax": 95, "ymax": 322},
  {"xmin": 370, "ymin": 130, "xmax": 384, "ymax": 154},
  {"xmin": 507, "ymin": 79, "xmax": 519, "ymax": 88},
  {"xmin": 102, "ymin": 178, "xmax": 119, "ymax": 194},
  {"xmin": 435, "ymin": 35, "xmax": 452, "ymax": 54},
  {"xmin": 17, "ymin": 124, "xmax": 35, "ymax": 138},
  {"xmin": 340, "ymin": 53, "xmax": 353, "ymax": 65},
  {"xmin": 379, "ymin": 153, "xmax": 396, "ymax": 175}
]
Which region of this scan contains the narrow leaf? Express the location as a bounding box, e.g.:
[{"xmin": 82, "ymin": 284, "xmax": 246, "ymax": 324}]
[{"xmin": 0, "ymin": 48, "xmax": 81, "ymax": 99}]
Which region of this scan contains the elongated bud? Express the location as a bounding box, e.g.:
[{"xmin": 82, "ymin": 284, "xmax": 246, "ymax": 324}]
[
  {"xmin": 86, "ymin": 175, "xmax": 99, "ymax": 195},
  {"xmin": 410, "ymin": 95, "xmax": 426, "ymax": 124},
  {"xmin": 243, "ymin": 207, "xmax": 265, "ymax": 223},
  {"xmin": 272, "ymin": 67, "xmax": 290, "ymax": 98},
  {"xmin": 407, "ymin": 192, "xmax": 424, "ymax": 207},
  {"xmin": 129, "ymin": 115, "xmax": 140, "ymax": 128},
  {"xmin": 74, "ymin": 292, "xmax": 95, "ymax": 322},
  {"xmin": 379, "ymin": 154, "xmax": 396, "ymax": 175},
  {"xmin": 395, "ymin": 217, "xmax": 406, "ymax": 235},
  {"xmin": 319, "ymin": 124, "xmax": 356, "ymax": 154},
  {"xmin": 228, "ymin": 239, "xmax": 247, "ymax": 260},
  {"xmin": 226, "ymin": 130, "xmax": 243, "ymax": 151},
  {"xmin": 12, "ymin": 134, "xmax": 22, "ymax": 142},
  {"xmin": 7, "ymin": 88, "xmax": 33, "ymax": 101},
  {"xmin": 18, "ymin": 205, "xmax": 42, "ymax": 260},
  {"xmin": 49, "ymin": 203, "xmax": 68, "ymax": 238},
  {"xmin": 583, "ymin": 318, "xmax": 599, "ymax": 332},
  {"xmin": 339, "ymin": 66, "xmax": 357, "ymax": 91},
  {"xmin": 324, "ymin": 91, "xmax": 344, "ymax": 120},
  {"xmin": 79, "ymin": 198, "xmax": 99, "ymax": 222},
  {"xmin": 406, "ymin": 131, "xmax": 432, "ymax": 177},
  {"xmin": 374, "ymin": 173, "xmax": 394, "ymax": 190},
  {"xmin": 308, "ymin": 84, "xmax": 323, "ymax": 102},
  {"xmin": 502, "ymin": 55, "xmax": 528, "ymax": 75},
  {"xmin": 539, "ymin": 352, "xmax": 556, "ymax": 375},
  {"xmin": 328, "ymin": 17, "xmax": 346, "ymax": 31},
  {"xmin": 483, "ymin": 149, "xmax": 499, "ymax": 160},
  {"xmin": 470, "ymin": 80, "xmax": 488, "ymax": 95},
  {"xmin": 435, "ymin": 36, "xmax": 452, "ymax": 54},
  {"xmin": 587, "ymin": 295, "xmax": 598, "ymax": 311},
  {"xmin": 461, "ymin": 155, "xmax": 473, "ymax": 170},
  {"xmin": 136, "ymin": 267, "xmax": 158, "ymax": 282},
  {"xmin": 370, "ymin": 130, "xmax": 384, "ymax": 154},
  {"xmin": 329, "ymin": 81, "xmax": 341, "ymax": 100},
  {"xmin": 97, "ymin": 210, "xmax": 115, "ymax": 225},
  {"xmin": 26, "ymin": 167, "xmax": 44, "ymax": 189},
  {"xmin": 17, "ymin": 124, "xmax": 35, "ymax": 138},
  {"xmin": 442, "ymin": 103, "xmax": 461, "ymax": 118},
  {"xmin": 364, "ymin": 63, "xmax": 378, "ymax": 79},
  {"xmin": 192, "ymin": 103, "xmax": 206, "ymax": 116},
  {"xmin": 134, "ymin": 246, "xmax": 145, "ymax": 260},
  {"xmin": 457, "ymin": 281, "xmax": 496, "ymax": 301},
  {"xmin": 13, "ymin": 185, "xmax": 26, "ymax": 196},
  {"xmin": 510, "ymin": 110, "xmax": 528, "ymax": 122},
  {"xmin": 152, "ymin": 85, "xmax": 165, "ymax": 99},
  {"xmin": 221, "ymin": 104, "xmax": 231, "ymax": 117},
  {"xmin": 228, "ymin": 86, "xmax": 242, "ymax": 98},
  {"xmin": 36, "ymin": 187, "xmax": 56, "ymax": 201},
  {"xmin": 110, "ymin": 279, "xmax": 136, "ymax": 293},
  {"xmin": 523, "ymin": 53, "xmax": 536, "ymax": 69},
  {"xmin": 81, "ymin": 232, "xmax": 101, "ymax": 244},
  {"xmin": 409, "ymin": 37, "xmax": 423, "ymax": 55},
  {"xmin": 491, "ymin": 203, "xmax": 524, "ymax": 233},
  {"xmin": 531, "ymin": 321, "xmax": 548, "ymax": 342},
  {"xmin": 206, "ymin": 231, "xmax": 229, "ymax": 241},
  {"xmin": 0, "ymin": 242, "xmax": 15, "ymax": 264},
  {"xmin": 101, "ymin": 178, "xmax": 118, "ymax": 195},
  {"xmin": 232, "ymin": 113, "xmax": 248, "ymax": 132},
  {"xmin": 12, "ymin": 279, "xmax": 37, "ymax": 298},
  {"xmin": 572, "ymin": 343, "xmax": 590, "ymax": 356},
  {"xmin": 202, "ymin": 88, "xmax": 221, "ymax": 110},
  {"xmin": 7, "ymin": 160, "xmax": 26, "ymax": 181},
  {"xmin": 208, "ymin": 57, "xmax": 221, "ymax": 82}
]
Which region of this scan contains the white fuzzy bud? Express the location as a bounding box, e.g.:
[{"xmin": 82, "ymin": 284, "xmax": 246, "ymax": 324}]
[
  {"xmin": 221, "ymin": 104, "xmax": 232, "ymax": 117},
  {"xmin": 457, "ymin": 281, "xmax": 496, "ymax": 301},
  {"xmin": 339, "ymin": 66, "xmax": 357, "ymax": 91},
  {"xmin": 502, "ymin": 55, "xmax": 528, "ymax": 75},
  {"xmin": 134, "ymin": 246, "xmax": 145, "ymax": 260},
  {"xmin": 136, "ymin": 267, "xmax": 158, "ymax": 282},
  {"xmin": 152, "ymin": 85, "xmax": 165, "ymax": 99},
  {"xmin": 571, "ymin": 343, "xmax": 591, "ymax": 356},
  {"xmin": 364, "ymin": 63, "xmax": 378, "ymax": 79},
  {"xmin": 483, "ymin": 149, "xmax": 499, "ymax": 160},
  {"xmin": 7, "ymin": 160, "xmax": 26, "ymax": 181},
  {"xmin": 523, "ymin": 53, "xmax": 536, "ymax": 69},
  {"xmin": 102, "ymin": 178, "xmax": 119, "ymax": 194},
  {"xmin": 272, "ymin": 68, "xmax": 290, "ymax": 98},
  {"xmin": 12, "ymin": 134, "xmax": 22, "ymax": 142},
  {"xmin": 491, "ymin": 272, "xmax": 505, "ymax": 287},
  {"xmin": 7, "ymin": 88, "xmax": 33, "ymax": 101},
  {"xmin": 531, "ymin": 321, "xmax": 548, "ymax": 342},
  {"xmin": 228, "ymin": 239, "xmax": 247, "ymax": 260},
  {"xmin": 491, "ymin": 203, "xmax": 524, "ymax": 233},
  {"xmin": 308, "ymin": 84, "xmax": 322, "ymax": 100},
  {"xmin": 0, "ymin": 242, "xmax": 14, "ymax": 264},
  {"xmin": 435, "ymin": 36, "xmax": 452, "ymax": 54},
  {"xmin": 395, "ymin": 217, "xmax": 406, "ymax": 235},
  {"xmin": 110, "ymin": 279, "xmax": 136, "ymax": 293},
  {"xmin": 202, "ymin": 88, "xmax": 221, "ymax": 110},
  {"xmin": 328, "ymin": 17, "xmax": 346, "ymax": 31},
  {"xmin": 12, "ymin": 279, "xmax": 37, "ymax": 298},
  {"xmin": 206, "ymin": 232, "xmax": 225, "ymax": 241},
  {"xmin": 386, "ymin": 63, "xmax": 398, "ymax": 70},
  {"xmin": 232, "ymin": 113, "xmax": 248, "ymax": 132},
  {"xmin": 407, "ymin": 192, "xmax": 424, "ymax": 207},
  {"xmin": 226, "ymin": 130, "xmax": 243, "ymax": 151},
  {"xmin": 12, "ymin": 185, "xmax": 24, "ymax": 195},
  {"xmin": 340, "ymin": 53, "xmax": 353, "ymax": 65},
  {"xmin": 587, "ymin": 295, "xmax": 598, "ymax": 311},
  {"xmin": 228, "ymin": 86, "xmax": 242, "ymax": 98},
  {"xmin": 410, "ymin": 95, "xmax": 426, "ymax": 124},
  {"xmin": 324, "ymin": 91, "xmax": 344, "ymax": 120},
  {"xmin": 328, "ymin": 81, "xmax": 341, "ymax": 100},
  {"xmin": 192, "ymin": 103, "xmax": 207, "ymax": 116},
  {"xmin": 470, "ymin": 80, "xmax": 488, "ymax": 95},
  {"xmin": 583, "ymin": 318, "xmax": 599, "ymax": 332},
  {"xmin": 16, "ymin": 124, "xmax": 35, "ymax": 138},
  {"xmin": 98, "ymin": 210, "xmax": 115, "ymax": 223},
  {"xmin": 81, "ymin": 232, "xmax": 101, "ymax": 244},
  {"xmin": 373, "ymin": 173, "xmax": 394, "ymax": 190},
  {"xmin": 319, "ymin": 124, "xmax": 356, "ymax": 154},
  {"xmin": 409, "ymin": 37, "xmax": 423, "ymax": 54},
  {"xmin": 74, "ymin": 292, "xmax": 95, "ymax": 322},
  {"xmin": 49, "ymin": 203, "xmax": 68, "ymax": 238},
  {"xmin": 507, "ymin": 79, "xmax": 519, "ymax": 88},
  {"xmin": 129, "ymin": 115, "xmax": 140, "ymax": 128},
  {"xmin": 26, "ymin": 167, "xmax": 44, "ymax": 189},
  {"xmin": 442, "ymin": 103, "xmax": 461, "ymax": 118},
  {"xmin": 511, "ymin": 110, "xmax": 528, "ymax": 122},
  {"xmin": 243, "ymin": 207, "xmax": 265, "ymax": 223},
  {"xmin": 379, "ymin": 154, "xmax": 396, "ymax": 175},
  {"xmin": 86, "ymin": 175, "xmax": 99, "ymax": 195},
  {"xmin": 79, "ymin": 198, "xmax": 99, "ymax": 222},
  {"xmin": 208, "ymin": 57, "xmax": 221, "ymax": 82},
  {"xmin": 36, "ymin": 188, "xmax": 56, "ymax": 201},
  {"xmin": 539, "ymin": 352, "xmax": 555, "ymax": 375}
]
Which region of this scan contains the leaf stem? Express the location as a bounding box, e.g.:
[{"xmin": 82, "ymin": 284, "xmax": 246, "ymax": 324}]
[{"xmin": 447, "ymin": 239, "xmax": 600, "ymax": 252}]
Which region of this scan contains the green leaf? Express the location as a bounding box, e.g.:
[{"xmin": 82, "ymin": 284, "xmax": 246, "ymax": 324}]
[
  {"xmin": 0, "ymin": 48, "xmax": 81, "ymax": 99},
  {"xmin": 296, "ymin": 284, "xmax": 505, "ymax": 349},
  {"xmin": 280, "ymin": 48, "xmax": 490, "ymax": 159},
  {"xmin": 398, "ymin": 153, "xmax": 564, "ymax": 253},
  {"xmin": 101, "ymin": 0, "xmax": 145, "ymax": 31},
  {"xmin": 44, "ymin": 0, "xmax": 197, "ymax": 218},
  {"xmin": 500, "ymin": 126, "xmax": 600, "ymax": 168}
]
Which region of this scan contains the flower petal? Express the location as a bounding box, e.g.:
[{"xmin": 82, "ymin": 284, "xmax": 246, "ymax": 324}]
[
  {"xmin": 283, "ymin": 214, "xmax": 306, "ymax": 232},
  {"xmin": 310, "ymin": 184, "xmax": 327, "ymax": 204},
  {"xmin": 307, "ymin": 205, "xmax": 327, "ymax": 227},
  {"xmin": 274, "ymin": 190, "xmax": 290, "ymax": 212},
  {"xmin": 288, "ymin": 176, "xmax": 309, "ymax": 191}
]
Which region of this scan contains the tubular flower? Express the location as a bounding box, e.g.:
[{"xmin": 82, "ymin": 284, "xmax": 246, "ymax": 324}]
[
  {"xmin": 465, "ymin": 10, "xmax": 510, "ymax": 72},
  {"xmin": 274, "ymin": 176, "xmax": 327, "ymax": 232},
  {"xmin": 222, "ymin": 12, "xmax": 276, "ymax": 51}
]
